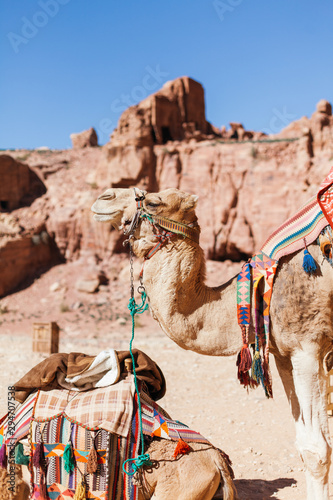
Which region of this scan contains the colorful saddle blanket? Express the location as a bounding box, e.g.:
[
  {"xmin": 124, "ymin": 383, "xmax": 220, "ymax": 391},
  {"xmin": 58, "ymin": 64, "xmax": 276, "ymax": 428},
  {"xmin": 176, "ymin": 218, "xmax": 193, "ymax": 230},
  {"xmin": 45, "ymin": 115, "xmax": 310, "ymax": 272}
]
[
  {"xmin": 141, "ymin": 391, "xmax": 211, "ymax": 444},
  {"xmin": 262, "ymin": 166, "xmax": 333, "ymax": 259},
  {"xmin": 236, "ymin": 167, "xmax": 333, "ymax": 397},
  {"xmin": 0, "ymin": 382, "xmax": 212, "ymax": 500}
]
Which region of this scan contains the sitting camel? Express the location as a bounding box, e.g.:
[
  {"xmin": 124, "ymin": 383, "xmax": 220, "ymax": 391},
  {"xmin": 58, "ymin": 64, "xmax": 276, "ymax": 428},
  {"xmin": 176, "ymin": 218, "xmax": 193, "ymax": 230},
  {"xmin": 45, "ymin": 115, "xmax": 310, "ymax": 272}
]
[
  {"xmin": 92, "ymin": 183, "xmax": 333, "ymax": 500},
  {"xmin": 0, "ymin": 425, "xmax": 235, "ymax": 500},
  {"xmin": 138, "ymin": 438, "xmax": 235, "ymax": 500}
]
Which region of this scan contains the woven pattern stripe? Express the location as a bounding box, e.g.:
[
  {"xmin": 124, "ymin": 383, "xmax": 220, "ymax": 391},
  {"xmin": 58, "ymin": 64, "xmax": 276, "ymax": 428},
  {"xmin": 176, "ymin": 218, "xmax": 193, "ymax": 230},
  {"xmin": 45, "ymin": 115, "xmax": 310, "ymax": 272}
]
[
  {"xmin": 262, "ymin": 166, "xmax": 333, "ymax": 260},
  {"xmin": 261, "ymin": 197, "xmax": 328, "ymax": 260},
  {"xmin": 141, "ymin": 392, "xmax": 211, "ymax": 444}
]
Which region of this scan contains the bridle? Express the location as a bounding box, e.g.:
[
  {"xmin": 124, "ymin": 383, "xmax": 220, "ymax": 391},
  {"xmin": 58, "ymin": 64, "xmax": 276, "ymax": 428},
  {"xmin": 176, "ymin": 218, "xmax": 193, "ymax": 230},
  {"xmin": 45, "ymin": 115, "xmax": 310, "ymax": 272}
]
[{"xmin": 124, "ymin": 188, "xmax": 200, "ymax": 263}]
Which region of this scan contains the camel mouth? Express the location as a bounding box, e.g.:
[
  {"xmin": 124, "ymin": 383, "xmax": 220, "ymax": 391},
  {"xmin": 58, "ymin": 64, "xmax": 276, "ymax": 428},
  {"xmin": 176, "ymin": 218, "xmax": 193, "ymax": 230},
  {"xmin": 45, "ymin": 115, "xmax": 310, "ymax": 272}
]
[
  {"xmin": 93, "ymin": 213, "xmax": 114, "ymax": 222},
  {"xmin": 92, "ymin": 208, "xmax": 121, "ymax": 223}
]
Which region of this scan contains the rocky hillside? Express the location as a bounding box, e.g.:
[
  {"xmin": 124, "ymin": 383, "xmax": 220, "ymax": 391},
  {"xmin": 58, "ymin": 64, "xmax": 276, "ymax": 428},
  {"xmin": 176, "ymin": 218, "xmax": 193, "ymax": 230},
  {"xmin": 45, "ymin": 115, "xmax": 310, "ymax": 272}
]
[{"xmin": 1, "ymin": 77, "xmax": 333, "ymax": 296}]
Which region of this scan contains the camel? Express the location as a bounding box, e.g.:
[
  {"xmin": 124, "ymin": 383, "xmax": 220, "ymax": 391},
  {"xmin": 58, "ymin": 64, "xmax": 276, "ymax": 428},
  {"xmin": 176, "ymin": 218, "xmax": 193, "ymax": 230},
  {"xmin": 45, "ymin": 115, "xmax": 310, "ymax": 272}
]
[
  {"xmin": 0, "ymin": 434, "xmax": 235, "ymax": 500},
  {"xmin": 92, "ymin": 186, "xmax": 333, "ymax": 500},
  {"xmin": 137, "ymin": 438, "xmax": 236, "ymax": 500}
]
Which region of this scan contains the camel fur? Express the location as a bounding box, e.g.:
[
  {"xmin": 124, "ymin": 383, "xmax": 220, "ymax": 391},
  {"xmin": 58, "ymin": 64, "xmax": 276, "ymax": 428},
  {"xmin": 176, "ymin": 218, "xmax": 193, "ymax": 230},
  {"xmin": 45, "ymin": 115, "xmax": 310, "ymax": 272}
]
[
  {"xmin": 92, "ymin": 186, "xmax": 333, "ymax": 500},
  {"xmin": 138, "ymin": 439, "xmax": 236, "ymax": 500},
  {"xmin": 0, "ymin": 464, "xmax": 30, "ymax": 500}
]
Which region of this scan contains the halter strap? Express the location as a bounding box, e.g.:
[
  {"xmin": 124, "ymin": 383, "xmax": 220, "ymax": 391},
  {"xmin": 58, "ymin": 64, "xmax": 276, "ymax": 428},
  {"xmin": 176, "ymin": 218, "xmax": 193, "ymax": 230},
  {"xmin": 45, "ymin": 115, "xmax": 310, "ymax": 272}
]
[
  {"xmin": 134, "ymin": 188, "xmax": 145, "ymax": 209},
  {"xmin": 151, "ymin": 215, "xmax": 200, "ymax": 244},
  {"xmin": 127, "ymin": 188, "xmax": 200, "ymax": 251}
]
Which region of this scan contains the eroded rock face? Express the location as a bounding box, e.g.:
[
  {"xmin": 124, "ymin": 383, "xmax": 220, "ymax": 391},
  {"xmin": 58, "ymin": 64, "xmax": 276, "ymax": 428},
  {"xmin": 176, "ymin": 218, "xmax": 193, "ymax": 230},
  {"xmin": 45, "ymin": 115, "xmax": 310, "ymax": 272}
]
[
  {"xmin": 70, "ymin": 128, "xmax": 98, "ymax": 149},
  {"xmin": 94, "ymin": 88, "xmax": 333, "ymax": 261},
  {"xmin": 0, "ymin": 155, "xmax": 46, "ymax": 211},
  {"xmin": 0, "ymin": 225, "xmax": 61, "ymax": 297},
  {"xmin": 96, "ymin": 77, "xmax": 219, "ymax": 190},
  {"xmin": 95, "ymin": 77, "xmax": 261, "ymax": 191},
  {"xmin": 1, "ymin": 82, "xmax": 333, "ymax": 296}
]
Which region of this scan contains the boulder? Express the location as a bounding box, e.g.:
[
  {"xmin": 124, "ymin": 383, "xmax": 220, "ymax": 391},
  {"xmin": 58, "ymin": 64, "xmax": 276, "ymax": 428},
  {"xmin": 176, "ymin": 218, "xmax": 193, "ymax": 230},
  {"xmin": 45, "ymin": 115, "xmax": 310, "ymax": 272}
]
[
  {"xmin": 70, "ymin": 128, "xmax": 98, "ymax": 149},
  {"xmin": 75, "ymin": 269, "xmax": 108, "ymax": 294},
  {"xmin": 76, "ymin": 277, "xmax": 100, "ymax": 293}
]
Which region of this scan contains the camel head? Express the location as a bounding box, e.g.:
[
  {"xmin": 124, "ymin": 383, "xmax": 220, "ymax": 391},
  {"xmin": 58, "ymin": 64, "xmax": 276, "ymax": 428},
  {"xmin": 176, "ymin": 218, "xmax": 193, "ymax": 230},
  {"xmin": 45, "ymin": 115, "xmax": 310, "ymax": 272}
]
[
  {"xmin": 91, "ymin": 187, "xmax": 199, "ymax": 257},
  {"xmin": 138, "ymin": 188, "xmax": 199, "ymax": 224},
  {"xmin": 91, "ymin": 188, "xmax": 139, "ymax": 228}
]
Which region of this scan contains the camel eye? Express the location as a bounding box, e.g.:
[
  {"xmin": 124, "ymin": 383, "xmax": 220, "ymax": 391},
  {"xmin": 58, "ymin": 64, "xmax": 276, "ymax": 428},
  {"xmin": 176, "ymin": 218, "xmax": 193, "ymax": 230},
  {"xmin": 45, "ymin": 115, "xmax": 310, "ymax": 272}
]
[
  {"xmin": 324, "ymin": 243, "xmax": 331, "ymax": 258},
  {"xmin": 146, "ymin": 202, "xmax": 160, "ymax": 208}
]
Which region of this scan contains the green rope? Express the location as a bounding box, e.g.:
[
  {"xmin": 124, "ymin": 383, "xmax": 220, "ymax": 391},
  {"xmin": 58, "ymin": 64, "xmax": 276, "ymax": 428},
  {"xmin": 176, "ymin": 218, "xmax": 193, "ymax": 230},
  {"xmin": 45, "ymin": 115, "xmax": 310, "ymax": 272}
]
[
  {"xmin": 140, "ymin": 212, "xmax": 154, "ymax": 224},
  {"xmin": 122, "ymin": 291, "xmax": 152, "ymax": 476}
]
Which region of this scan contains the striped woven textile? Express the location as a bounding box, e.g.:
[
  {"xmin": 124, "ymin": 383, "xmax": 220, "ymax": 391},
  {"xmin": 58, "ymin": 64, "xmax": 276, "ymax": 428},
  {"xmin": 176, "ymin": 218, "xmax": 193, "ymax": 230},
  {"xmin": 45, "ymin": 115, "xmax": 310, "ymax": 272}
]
[
  {"xmin": 1, "ymin": 393, "xmax": 37, "ymax": 446},
  {"xmin": 33, "ymin": 376, "xmax": 135, "ymax": 436},
  {"xmin": 140, "ymin": 392, "xmax": 211, "ymax": 445},
  {"xmin": 31, "ymin": 414, "xmax": 110, "ymax": 499},
  {"xmin": 30, "ymin": 393, "xmax": 141, "ymax": 500},
  {"xmin": 152, "ymin": 215, "xmax": 200, "ymax": 244},
  {"xmin": 261, "ymin": 166, "xmax": 333, "ymax": 260}
]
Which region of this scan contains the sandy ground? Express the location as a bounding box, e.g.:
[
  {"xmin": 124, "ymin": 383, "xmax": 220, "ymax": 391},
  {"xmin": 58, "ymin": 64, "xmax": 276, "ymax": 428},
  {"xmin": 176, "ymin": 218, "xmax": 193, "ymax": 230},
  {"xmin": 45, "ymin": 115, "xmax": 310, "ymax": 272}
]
[{"xmin": 1, "ymin": 258, "xmax": 333, "ymax": 499}]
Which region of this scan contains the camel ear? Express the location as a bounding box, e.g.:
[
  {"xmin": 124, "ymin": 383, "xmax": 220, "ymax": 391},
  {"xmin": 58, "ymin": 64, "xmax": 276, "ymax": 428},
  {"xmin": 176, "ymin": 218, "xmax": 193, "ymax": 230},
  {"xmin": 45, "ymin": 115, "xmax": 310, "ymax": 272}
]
[
  {"xmin": 182, "ymin": 194, "xmax": 198, "ymax": 210},
  {"xmin": 324, "ymin": 350, "xmax": 333, "ymax": 375}
]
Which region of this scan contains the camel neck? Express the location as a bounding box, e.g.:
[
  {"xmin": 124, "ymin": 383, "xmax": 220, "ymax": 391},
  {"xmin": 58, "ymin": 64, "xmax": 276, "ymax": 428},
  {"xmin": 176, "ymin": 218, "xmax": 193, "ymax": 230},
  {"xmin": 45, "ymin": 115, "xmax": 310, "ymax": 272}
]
[{"xmin": 140, "ymin": 238, "xmax": 242, "ymax": 356}]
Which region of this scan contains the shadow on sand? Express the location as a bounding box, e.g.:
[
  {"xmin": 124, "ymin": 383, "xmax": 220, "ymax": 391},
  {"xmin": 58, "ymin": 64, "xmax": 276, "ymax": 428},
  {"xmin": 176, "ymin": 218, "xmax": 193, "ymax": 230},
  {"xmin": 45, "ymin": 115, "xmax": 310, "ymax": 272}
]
[{"xmin": 233, "ymin": 477, "xmax": 297, "ymax": 499}]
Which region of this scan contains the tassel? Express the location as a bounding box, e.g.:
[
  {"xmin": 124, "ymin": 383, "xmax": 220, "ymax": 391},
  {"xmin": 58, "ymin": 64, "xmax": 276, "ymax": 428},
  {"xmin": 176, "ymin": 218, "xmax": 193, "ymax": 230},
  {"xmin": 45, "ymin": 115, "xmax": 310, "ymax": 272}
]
[
  {"xmin": 0, "ymin": 444, "xmax": 7, "ymax": 469},
  {"xmin": 73, "ymin": 478, "xmax": 86, "ymax": 500},
  {"xmin": 303, "ymin": 249, "xmax": 317, "ymax": 274},
  {"xmin": 263, "ymin": 358, "xmax": 273, "ymax": 399},
  {"xmin": 33, "ymin": 441, "xmax": 46, "ymax": 471},
  {"xmin": 15, "ymin": 442, "xmax": 30, "ymax": 466},
  {"xmin": 40, "ymin": 471, "xmax": 48, "ymax": 500},
  {"xmin": 87, "ymin": 441, "xmax": 98, "ymax": 474},
  {"xmin": 173, "ymin": 438, "xmax": 191, "ymax": 458},
  {"xmin": 237, "ymin": 368, "xmax": 250, "ymax": 387},
  {"xmin": 251, "ymin": 351, "xmax": 265, "ymax": 387},
  {"xmin": 63, "ymin": 441, "xmax": 75, "ymax": 474},
  {"xmin": 237, "ymin": 344, "xmax": 252, "ymax": 373}
]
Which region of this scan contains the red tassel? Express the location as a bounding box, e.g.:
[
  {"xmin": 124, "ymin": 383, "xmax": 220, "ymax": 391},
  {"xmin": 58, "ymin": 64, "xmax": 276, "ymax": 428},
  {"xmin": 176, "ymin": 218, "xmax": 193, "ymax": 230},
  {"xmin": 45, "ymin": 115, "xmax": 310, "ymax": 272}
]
[
  {"xmin": 40, "ymin": 471, "xmax": 48, "ymax": 499},
  {"xmin": 0, "ymin": 444, "xmax": 7, "ymax": 469},
  {"xmin": 237, "ymin": 348, "xmax": 252, "ymax": 387},
  {"xmin": 173, "ymin": 438, "xmax": 191, "ymax": 459},
  {"xmin": 33, "ymin": 442, "xmax": 46, "ymax": 472},
  {"xmin": 238, "ymin": 345, "xmax": 252, "ymax": 372}
]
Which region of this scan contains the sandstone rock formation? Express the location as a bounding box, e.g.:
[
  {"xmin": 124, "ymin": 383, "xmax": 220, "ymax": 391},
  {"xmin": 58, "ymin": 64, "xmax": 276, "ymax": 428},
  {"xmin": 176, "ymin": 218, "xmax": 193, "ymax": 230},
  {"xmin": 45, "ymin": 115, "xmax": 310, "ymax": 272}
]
[
  {"xmin": 70, "ymin": 127, "xmax": 98, "ymax": 149},
  {"xmin": 1, "ymin": 79, "xmax": 333, "ymax": 296},
  {"xmin": 94, "ymin": 78, "xmax": 333, "ymax": 261}
]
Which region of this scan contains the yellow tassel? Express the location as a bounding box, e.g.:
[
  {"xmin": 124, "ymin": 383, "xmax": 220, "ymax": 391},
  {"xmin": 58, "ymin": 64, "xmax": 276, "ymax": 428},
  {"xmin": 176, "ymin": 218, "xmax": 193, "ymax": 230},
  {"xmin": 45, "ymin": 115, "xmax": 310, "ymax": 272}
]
[{"xmin": 73, "ymin": 478, "xmax": 86, "ymax": 500}]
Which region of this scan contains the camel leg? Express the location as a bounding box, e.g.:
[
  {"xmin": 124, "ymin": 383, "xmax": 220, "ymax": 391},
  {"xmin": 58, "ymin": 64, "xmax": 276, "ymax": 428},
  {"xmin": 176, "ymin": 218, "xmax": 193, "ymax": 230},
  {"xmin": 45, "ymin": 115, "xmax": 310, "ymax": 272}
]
[{"xmin": 275, "ymin": 348, "xmax": 332, "ymax": 500}]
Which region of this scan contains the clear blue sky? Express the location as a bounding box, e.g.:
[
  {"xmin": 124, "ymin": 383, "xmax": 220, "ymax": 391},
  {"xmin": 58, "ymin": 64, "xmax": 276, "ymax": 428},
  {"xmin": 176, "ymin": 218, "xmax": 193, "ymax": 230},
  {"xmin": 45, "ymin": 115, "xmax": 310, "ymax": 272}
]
[{"xmin": 1, "ymin": 0, "xmax": 333, "ymax": 149}]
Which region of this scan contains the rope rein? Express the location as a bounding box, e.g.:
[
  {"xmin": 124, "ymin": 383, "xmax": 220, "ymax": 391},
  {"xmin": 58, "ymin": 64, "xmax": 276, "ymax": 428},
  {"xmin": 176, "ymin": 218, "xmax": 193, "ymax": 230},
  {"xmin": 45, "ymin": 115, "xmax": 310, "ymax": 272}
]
[
  {"xmin": 123, "ymin": 188, "xmax": 198, "ymax": 476},
  {"xmin": 122, "ymin": 241, "xmax": 152, "ymax": 476}
]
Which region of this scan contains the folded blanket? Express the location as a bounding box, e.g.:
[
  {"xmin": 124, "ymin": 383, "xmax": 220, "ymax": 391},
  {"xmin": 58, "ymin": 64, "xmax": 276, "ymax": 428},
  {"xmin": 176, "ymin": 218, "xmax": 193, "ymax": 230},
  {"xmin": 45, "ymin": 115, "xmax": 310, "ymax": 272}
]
[
  {"xmin": 14, "ymin": 349, "xmax": 166, "ymax": 403},
  {"xmin": 63, "ymin": 348, "xmax": 120, "ymax": 390}
]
